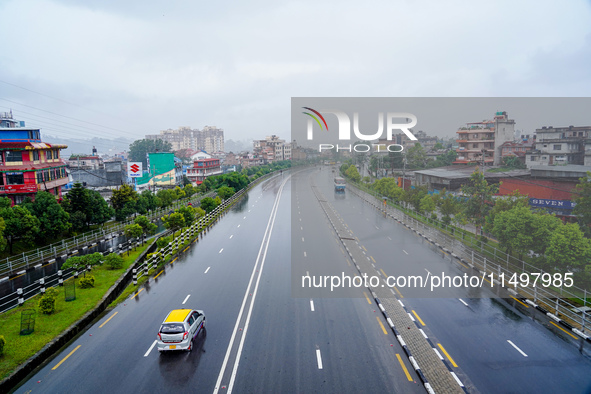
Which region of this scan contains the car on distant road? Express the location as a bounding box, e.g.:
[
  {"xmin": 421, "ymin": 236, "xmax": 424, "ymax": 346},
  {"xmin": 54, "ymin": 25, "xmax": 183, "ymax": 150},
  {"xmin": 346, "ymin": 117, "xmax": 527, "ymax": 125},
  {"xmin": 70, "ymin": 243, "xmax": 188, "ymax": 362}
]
[{"xmin": 157, "ymin": 309, "xmax": 205, "ymax": 352}]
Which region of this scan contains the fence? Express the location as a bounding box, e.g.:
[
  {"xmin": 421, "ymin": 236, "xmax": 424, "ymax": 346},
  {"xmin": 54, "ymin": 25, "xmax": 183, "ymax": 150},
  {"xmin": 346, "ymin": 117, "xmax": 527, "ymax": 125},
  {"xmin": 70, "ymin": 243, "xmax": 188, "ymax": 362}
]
[
  {"xmin": 0, "ymin": 192, "xmax": 213, "ymax": 278},
  {"xmin": 348, "ymin": 183, "xmax": 591, "ymax": 336}
]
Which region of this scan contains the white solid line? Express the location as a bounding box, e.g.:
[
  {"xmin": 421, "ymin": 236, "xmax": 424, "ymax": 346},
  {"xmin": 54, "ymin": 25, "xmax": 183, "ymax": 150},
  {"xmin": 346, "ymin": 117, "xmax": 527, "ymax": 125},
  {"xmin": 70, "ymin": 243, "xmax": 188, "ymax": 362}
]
[
  {"xmin": 403, "ymin": 250, "xmax": 408, "ymax": 255},
  {"xmin": 459, "ymin": 299, "xmax": 469, "ymax": 307},
  {"xmin": 219, "ymin": 248, "xmax": 224, "ymax": 253},
  {"xmin": 204, "ymin": 267, "xmax": 211, "ymax": 274},
  {"xmin": 316, "ymin": 349, "xmax": 323, "ymax": 369},
  {"xmin": 182, "ymin": 294, "xmax": 191, "ymax": 304},
  {"xmin": 229, "ymin": 235, "xmax": 233, "ymax": 239},
  {"xmin": 144, "ymin": 340, "xmax": 157, "ymax": 357},
  {"xmin": 507, "ymin": 340, "xmax": 528, "ymax": 357},
  {"xmin": 310, "ymin": 300, "xmax": 315, "ymax": 311}
]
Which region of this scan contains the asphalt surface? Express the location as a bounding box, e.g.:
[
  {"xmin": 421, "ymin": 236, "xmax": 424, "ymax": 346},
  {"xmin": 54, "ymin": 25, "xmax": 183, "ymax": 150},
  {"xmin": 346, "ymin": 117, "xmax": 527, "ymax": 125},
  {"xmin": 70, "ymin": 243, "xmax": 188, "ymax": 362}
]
[{"xmin": 13, "ymin": 167, "xmax": 591, "ymax": 393}]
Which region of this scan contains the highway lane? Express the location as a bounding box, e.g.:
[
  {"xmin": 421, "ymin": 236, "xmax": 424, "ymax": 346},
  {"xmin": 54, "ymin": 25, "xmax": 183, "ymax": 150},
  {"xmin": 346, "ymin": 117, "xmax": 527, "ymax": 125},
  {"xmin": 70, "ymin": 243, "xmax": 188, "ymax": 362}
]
[
  {"xmin": 316, "ymin": 168, "xmax": 591, "ymax": 393},
  {"xmin": 233, "ymin": 168, "xmax": 424, "ymax": 393},
  {"xmin": 14, "ymin": 175, "xmax": 288, "ymax": 393}
]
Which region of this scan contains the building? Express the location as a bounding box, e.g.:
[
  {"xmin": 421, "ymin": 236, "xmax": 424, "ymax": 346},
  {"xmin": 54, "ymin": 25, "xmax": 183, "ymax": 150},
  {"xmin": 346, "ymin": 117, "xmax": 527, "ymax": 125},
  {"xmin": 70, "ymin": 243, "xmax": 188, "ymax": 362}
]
[
  {"xmin": 498, "ymin": 139, "xmax": 534, "ymax": 166},
  {"xmin": 146, "ymin": 126, "xmax": 225, "ymax": 153},
  {"xmin": 135, "ymin": 152, "xmax": 179, "ymax": 191},
  {"xmin": 186, "ymin": 158, "xmax": 222, "ymax": 185},
  {"xmin": 454, "ymin": 111, "xmax": 515, "ymax": 166},
  {"xmin": 526, "ymin": 125, "xmax": 591, "ymax": 168},
  {"xmin": 0, "ymin": 111, "xmax": 69, "ymax": 204},
  {"xmin": 67, "ymin": 147, "xmax": 102, "ymax": 170},
  {"xmin": 253, "ymin": 135, "xmax": 291, "ymax": 163}
]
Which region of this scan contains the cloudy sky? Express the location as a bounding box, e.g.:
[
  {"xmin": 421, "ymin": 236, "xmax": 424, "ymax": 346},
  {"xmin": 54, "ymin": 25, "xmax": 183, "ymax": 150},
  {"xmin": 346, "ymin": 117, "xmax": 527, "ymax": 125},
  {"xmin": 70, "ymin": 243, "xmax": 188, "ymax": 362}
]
[{"xmin": 1, "ymin": 0, "xmax": 590, "ymax": 148}]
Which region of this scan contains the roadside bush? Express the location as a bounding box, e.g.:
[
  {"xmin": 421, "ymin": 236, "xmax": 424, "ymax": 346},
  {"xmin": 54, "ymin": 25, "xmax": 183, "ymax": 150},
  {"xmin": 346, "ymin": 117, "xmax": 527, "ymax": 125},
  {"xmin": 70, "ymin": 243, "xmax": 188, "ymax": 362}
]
[
  {"xmin": 104, "ymin": 253, "xmax": 124, "ymax": 270},
  {"xmin": 0, "ymin": 335, "xmax": 5, "ymax": 356},
  {"xmin": 156, "ymin": 236, "xmax": 172, "ymax": 249},
  {"xmin": 39, "ymin": 288, "xmax": 58, "ymax": 315},
  {"xmin": 79, "ymin": 276, "xmax": 95, "ymax": 289}
]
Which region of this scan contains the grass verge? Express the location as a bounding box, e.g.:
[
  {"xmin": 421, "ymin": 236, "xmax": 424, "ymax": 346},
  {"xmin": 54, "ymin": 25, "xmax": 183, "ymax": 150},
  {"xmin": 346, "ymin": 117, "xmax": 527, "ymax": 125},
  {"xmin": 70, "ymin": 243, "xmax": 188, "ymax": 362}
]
[{"xmin": 0, "ymin": 240, "xmax": 153, "ymax": 381}]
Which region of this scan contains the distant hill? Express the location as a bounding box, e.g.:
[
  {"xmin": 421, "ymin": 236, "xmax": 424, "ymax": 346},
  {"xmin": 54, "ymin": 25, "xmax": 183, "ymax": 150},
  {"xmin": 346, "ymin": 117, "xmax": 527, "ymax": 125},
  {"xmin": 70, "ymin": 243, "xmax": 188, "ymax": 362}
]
[{"xmin": 43, "ymin": 135, "xmax": 134, "ymax": 157}]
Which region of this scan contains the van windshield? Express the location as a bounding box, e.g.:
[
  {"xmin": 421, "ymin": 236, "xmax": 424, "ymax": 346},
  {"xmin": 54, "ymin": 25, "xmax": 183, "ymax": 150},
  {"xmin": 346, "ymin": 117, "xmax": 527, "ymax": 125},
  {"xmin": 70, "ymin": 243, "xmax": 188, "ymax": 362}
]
[{"xmin": 160, "ymin": 323, "xmax": 185, "ymax": 334}]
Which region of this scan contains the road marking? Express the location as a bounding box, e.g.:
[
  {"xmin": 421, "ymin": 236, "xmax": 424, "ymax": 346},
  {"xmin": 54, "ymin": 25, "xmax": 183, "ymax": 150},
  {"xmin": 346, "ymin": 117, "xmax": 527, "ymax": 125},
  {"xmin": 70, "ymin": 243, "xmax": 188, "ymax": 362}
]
[
  {"xmin": 507, "ymin": 340, "xmax": 528, "ymax": 357},
  {"xmin": 375, "ymin": 225, "xmax": 379, "ymax": 230},
  {"xmin": 182, "ymin": 294, "xmax": 191, "ymax": 304},
  {"xmin": 438, "ymin": 344, "xmax": 458, "ymax": 367},
  {"xmin": 550, "ymin": 321, "xmax": 578, "ymax": 339},
  {"xmin": 52, "ymin": 345, "xmax": 81, "ymax": 370},
  {"xmin": 219, "ymin": 248, "xmax": 224, "ymax": 253},
  {"xmin": 310, "ymin": 300, "xmax": 315, "ymax": 311},
  {"xmin": 130, "ymin": 288, "xmax": 144, "ymax": 299},
  {"xmin": 362, "ymin": 245, "xmax": 367, "ymax": 251},
  {"xmin": 144, "ymin": 340, "xmax": 157, "ymax": 357},
  {"xmin": 376, "ymin": 316, "xmax": 388, "ymax": 335},
  {"xmin": 380, "ymin": 268, "xmax": 387, "ymax": 278},
  {"xmin": 301, "ymin": 226, "xmax": 303, "ymax": 230},
  {"xmin": 512, "ymin": 297, "xmax": 529, "ymax": 308},
  {"xmin": 393, "ymin": 286, "xmax": 404, "ymax": 298},
  {"xmin": 371, "ymin": 256, "xmax": 376, "ymax": 263},
  {"xmin": 229, "ymin": 235, "xmax": 233, "ymax": 239},
  {"xmin": 403, "ymin": 250, "xmax": 408, "ymax": 255},
  {"xmin": 396, "ymin": 353, "xmax": 413, "ymax": 381},
  {"xmin": 363, "ymin": 292, "xmax": 372, "ymax": 304},
  {"xmin": 302, "ymin": 237, "xmax": 305, "ymax": 242},
  {"xmin": 316, "ymin": 349, "xmax": 323, "ymax": 369},
  {"xmin": 412, "ymin": 310, "xmax": 426, "ymax": 326},
  {"xmin": 171, "ymin": 257, "xmax": 178, "ymax": 263},
  {"xmin": 459, "ymin": 299, "xmax": 469, "ymax": 307},
  {"xmin": 387, "ymin": 236, "xmax": 392, "ymax": 240},
  {"xmin": 237, "ymin": 224, "xmax": 241, "ymax": 228},
  {"xmin": 243, "ymin": 216, "xmax": 246, "ymax": 219},
  {"xmin": 99, "ymin": 311, "xmax": 118, "ymax": 328},
  {"xmin": 304, "ymin": 251, "xmax": 307, "ymax": 257},
  {"xmin": 154, "ymin": 270, "xmax": 164, "ymax": 279},
  {"xmin": 183, "ymin": 246, "xmax": 189, "ymax": 253},
  {"xmin": 425, "ymin": 268, "xmax": 431, "ymax": 275}
]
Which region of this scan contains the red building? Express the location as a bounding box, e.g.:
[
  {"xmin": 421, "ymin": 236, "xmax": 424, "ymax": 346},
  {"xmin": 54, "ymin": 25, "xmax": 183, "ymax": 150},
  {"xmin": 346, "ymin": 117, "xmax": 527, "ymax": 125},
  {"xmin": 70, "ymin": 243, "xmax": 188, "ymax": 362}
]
[
  {"xmin": 186, "ymin": 158, "xmax": 222, "ymax": 185},
  {"xmin": 0, "ymin": 111, "xmax": 69, "ymax": 205}
]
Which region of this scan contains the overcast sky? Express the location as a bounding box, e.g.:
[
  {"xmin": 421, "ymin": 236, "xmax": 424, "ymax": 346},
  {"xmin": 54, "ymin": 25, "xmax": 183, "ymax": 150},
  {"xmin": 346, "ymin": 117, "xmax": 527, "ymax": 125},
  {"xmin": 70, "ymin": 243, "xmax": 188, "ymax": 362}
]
[{"xmin": 1, "ymin": 0, "xmax": 590, "ymax": 148}]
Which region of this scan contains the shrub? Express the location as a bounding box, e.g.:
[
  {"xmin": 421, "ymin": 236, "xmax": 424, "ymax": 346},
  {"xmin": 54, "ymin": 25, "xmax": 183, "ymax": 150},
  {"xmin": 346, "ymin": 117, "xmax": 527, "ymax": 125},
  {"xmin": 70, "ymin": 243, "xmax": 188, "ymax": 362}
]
[
  {"xmin": 79, "ymin": 276, "xmax": 95, "ymax": 289},
  {"xmin": 0, "ymin": 335, "xmax": 5, "ymax": 356},
  {"xmin": 39, "ymin": 289, "xmax": 57, "ymax": 315},
  {"xmin": 104, "ymin": 253, "xmax": 124, "ymax": 270},
  {"xmin": 156, "ymin": 236, "xmax": 172, "ymax": 249}
]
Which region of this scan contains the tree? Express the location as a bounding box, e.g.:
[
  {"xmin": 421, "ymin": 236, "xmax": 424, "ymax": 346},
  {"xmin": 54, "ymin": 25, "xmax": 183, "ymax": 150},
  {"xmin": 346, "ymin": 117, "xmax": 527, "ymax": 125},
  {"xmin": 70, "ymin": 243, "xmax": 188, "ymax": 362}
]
[
  {"xmin": 492, "ymin": 206, "xmax": 536, "ymax": 258},
  {"xmin": 88, "ymin": 190, "xmax": 114, "ymax": 226},
  {"xmin": 124, "ymin": 223, "xmax": 143, "ymax": 240},
  {"xmin": 345, "ymin": 165, "xmax": 361, "ymax": 182},
  {"xmin": 406, "ymin": 143, "xmax": 427, "ymax": 169},
  {"xmin": 134, "ymin": 215, "xmax": 158, "ymax": 238},
  {"xmin": 439, "ymin": 193, "xmax": 460, "ymax": 225},
  {"xmin": 63, "ymin": 182, "xmax": 92, "ymax": 231},
  {"xmin": 183, "ymin": 184, "xmax": 198, "ymax": 197},
  {"xmin": 200, "ymin": 197, "xmax": 217, "ymax": 213},
  {"xmin": 104, "ymin": 253, "xmax": 124, "ymax": 270},
  {"xmin": 128, "ymin": 139, "xmax": 173, "ymax": 168},
  {"xmin": 217, "ymin": 186, "xmax": 235, "ymax": 200},
  {"xmin": 433, "ymin": 142, "xmax": 444, "ymax": 150},
  {"xmin": 502, "ymin": 156, "xmax": 526, "ymax": 169},
  {"xmin": 484, "ymin": 190, "xmax": 529, "ymax": 234},
  {"xmin": 0, "ymin": 199, "xmax": 40, "ymax": 254},
  {"xmin": 27, "ymin": 191, "xmax": 70, "ymax": 241},
  {"xmin": 140, "ymin": 190, "xmax": 160, "ymax": 211},
  {"xmin": 111, "ymin": 184, "xmax": 138, "ymax": 221},
  {"xmin": 419, "ymin": 195, "xmax": 436, "ymax": 217},
  {"xmin": 162, "ymin": 212, "xmax": 185, "ymax": 239},
  {"xmin": 156, "ymin": 189, "xmax": 174, "ymax": 208},
  {"xmin": 177, "ymin": 206, "xmax": 196, "ymax": 225},
  {"xmin": 546, "ymin": 223, "xmax": 591, "ymax": 279},
  {"xmin": 460, "ymin": 170, "xmax": 499, "ymax": 235},
  {"xmin": 0, "ymin": 218, "xmax": 6, "ymax": 252},
  {"xmin": 403, "ymin": 186, "xmax": 428, "ymax": 212},
  {"xmin": 573, "ymin": 172, "xmax": 591, "ymax": 238}
]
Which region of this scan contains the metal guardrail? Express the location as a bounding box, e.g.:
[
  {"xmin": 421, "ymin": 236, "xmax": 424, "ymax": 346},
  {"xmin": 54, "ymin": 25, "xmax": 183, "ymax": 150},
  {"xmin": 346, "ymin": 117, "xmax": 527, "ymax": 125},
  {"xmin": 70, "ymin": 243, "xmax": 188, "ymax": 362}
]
[
  {"xmin": 0, "ymin": 192, "xmax": 213, "ymax": 278},
  {"xmin": 349, "ymin": 184, "xmax": 591, "ymax": 335}
]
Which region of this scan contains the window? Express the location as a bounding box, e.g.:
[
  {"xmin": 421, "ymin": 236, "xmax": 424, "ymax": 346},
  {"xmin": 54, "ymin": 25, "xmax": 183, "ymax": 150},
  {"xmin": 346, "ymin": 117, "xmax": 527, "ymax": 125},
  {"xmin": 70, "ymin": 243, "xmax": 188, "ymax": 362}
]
[
  {"xmin": 6, "ymin": 172, "xmax": 24, "ymax": 185},
  {"xmin": 530, "ymin": 156, "xmax": 537, "ymax": 161},
  {"xmin": 54, "ymin": 150, "xmax": 59, "ymax": 159},
  {"xmin": 14, "ymin": 195, "xmax": 25, "ymax": 204},
  {"xmin": 472, "ymin": 144, "xmax": 478, "ymax": 148},
  {"xmin": 5, "ymin": 151, "xmax": 22, "ymax": 162},
  {"xmin": 32, "ymin": 151, "xmax": 40, "ymax": 161},
  {"xmin": 46, "ymin": 150, "xmax": 53, "ymax": 160},
  {"xmin": 553, "ymin": 145, "xmax": 561, "ymax": 150}
]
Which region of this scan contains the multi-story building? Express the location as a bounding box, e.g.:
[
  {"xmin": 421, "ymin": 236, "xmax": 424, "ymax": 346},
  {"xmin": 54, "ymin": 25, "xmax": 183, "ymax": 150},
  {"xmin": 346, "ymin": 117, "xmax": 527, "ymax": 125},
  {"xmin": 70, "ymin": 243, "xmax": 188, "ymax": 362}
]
[
  {"xmin": 498, "ymin": 139, "xmax": 534, "ymax": 166},
  {"xmin": 67, "ymin": 147, "xmax": 103, "ymax": 170},
  {"xmin": 146, "ymin": 126, "xmax": 225, "ymax": 153},
  {"xmin": 253, "ymin": 135, "xmax": 291, "ymax": 163},
  {"xmin": 186, "ymin": 158, "xmax": 222, "ymax": 185},
  {"xmin": 454, "ymin": 111, "xmax": 515, "ymax": 166},
  {"xmin": 0, "ymin": 111, "xmax": 68, "ymax": 204},
  {"xmin": 526, "ymin": 125, "xmax": 591, "ymax": 168}
]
